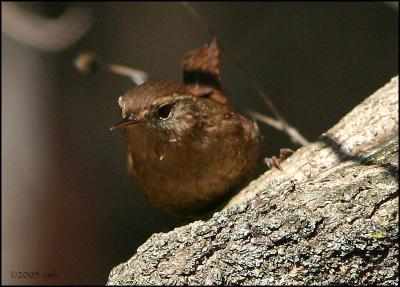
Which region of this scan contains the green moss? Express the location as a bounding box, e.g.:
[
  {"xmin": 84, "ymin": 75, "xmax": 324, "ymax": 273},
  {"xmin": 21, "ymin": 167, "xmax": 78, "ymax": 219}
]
[
  {"xmin": 371, "ymin": 231, "xmax": 385, "ymax": 241},
  {"xmin": 380, "ymin": 220, "xmax": 390, "ymax": 228}
]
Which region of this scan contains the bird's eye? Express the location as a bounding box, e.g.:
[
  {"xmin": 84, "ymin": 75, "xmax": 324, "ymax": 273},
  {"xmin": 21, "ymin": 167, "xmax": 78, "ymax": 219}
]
[{"xmin": 157, "ymin": 103, "xmax": 174, "ymax": 120}]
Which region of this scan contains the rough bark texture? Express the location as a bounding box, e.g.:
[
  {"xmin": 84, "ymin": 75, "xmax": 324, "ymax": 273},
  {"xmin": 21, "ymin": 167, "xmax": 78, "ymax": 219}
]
[{"xmin": 107, "ymin": 76, "xmax": 399, "ymax": 285}]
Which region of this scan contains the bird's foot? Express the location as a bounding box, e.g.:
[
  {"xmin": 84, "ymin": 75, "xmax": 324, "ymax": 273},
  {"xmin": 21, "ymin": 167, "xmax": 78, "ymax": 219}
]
[{"xmin": 264, "ymin": 148, "xmax": 293, "ymax": 171}]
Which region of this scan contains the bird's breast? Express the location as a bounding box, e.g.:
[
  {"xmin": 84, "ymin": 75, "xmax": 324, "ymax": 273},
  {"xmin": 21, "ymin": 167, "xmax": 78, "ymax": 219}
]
[{"xmin": 124, "ymin": 118, "xmax": 260, "ymax": 216}]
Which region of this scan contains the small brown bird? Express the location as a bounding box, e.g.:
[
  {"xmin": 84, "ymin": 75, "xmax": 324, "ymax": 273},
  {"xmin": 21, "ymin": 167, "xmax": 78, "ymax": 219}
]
[{"xmin": 110, "ymin": 40, "xmax": 262, "ymax": 217}]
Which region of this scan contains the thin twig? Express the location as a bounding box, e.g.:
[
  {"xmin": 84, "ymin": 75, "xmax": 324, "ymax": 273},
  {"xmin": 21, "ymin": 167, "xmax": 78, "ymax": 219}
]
[
  {"xmin": 181, "ymin": 2, "xmax": 309, "ymax": 146},
  {"xmin": 107, "ymin": 64, "xmax": 148, "ymax": 85},
  {"xmin": 248, "ymin": 111, "xmax": 310, "ymax": 146},
  {"xmin": 74, "ymin": 52, "xmax": 149, "ymax": 85}
]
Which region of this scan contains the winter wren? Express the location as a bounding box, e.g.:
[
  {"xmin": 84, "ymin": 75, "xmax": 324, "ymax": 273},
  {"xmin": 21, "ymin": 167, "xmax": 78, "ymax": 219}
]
[{"xmin": 111, "ymin": 40, "xmax": 262, "ymax": 217}]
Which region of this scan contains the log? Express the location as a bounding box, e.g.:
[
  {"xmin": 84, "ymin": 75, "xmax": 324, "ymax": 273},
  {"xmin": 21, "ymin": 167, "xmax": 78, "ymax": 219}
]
[{"xmin": 107, "ymin": 76, "xmax": 398, "ymax": 285}]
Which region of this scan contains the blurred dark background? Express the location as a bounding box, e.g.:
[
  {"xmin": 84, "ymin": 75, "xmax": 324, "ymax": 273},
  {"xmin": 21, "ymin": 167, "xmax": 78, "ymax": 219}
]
[{"xmin": 2, "ymin": 2, "xmax": 398, "ymax": 285}]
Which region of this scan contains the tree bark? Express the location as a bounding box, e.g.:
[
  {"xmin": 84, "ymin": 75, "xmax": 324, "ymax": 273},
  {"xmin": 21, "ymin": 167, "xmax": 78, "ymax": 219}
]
[{"xmin": 107, "ymin": 76, "xmax": 398, "ymax": 285}]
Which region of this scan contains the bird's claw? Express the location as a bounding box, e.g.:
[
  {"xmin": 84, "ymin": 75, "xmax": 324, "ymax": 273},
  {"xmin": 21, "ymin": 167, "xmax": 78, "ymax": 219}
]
[{"xmin": 264, "ymin": 148, "xmax": 293, "ymax": 171}]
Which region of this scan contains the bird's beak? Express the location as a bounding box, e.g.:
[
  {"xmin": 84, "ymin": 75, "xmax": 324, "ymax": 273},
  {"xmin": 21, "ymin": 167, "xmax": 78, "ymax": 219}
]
[{"xmin": 110, "ymin": 116, "xmax": 141, "ymax": 131}]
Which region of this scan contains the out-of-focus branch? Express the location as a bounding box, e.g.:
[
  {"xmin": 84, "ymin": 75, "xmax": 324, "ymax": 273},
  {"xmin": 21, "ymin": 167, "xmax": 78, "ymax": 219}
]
[
  {"xmin": 2, "ymin": 2, "xmax": 92, "ymax": 52},
  {"xmin": 384, "ymin": 1, "xmax": 398, "ymax": 11}
]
